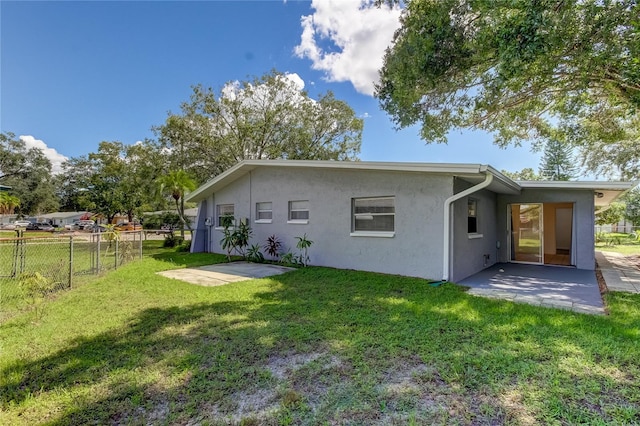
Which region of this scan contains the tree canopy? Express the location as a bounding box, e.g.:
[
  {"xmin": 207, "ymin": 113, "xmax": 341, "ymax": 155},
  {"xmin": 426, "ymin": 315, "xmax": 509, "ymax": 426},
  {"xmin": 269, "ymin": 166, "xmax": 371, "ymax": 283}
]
[
  {"xmin": 0, "ymin": 132, "xmax": 58, "ymax": 215},
  {"xmin": 63, "ymin": 140, "xmax": 166, "ymax": 222},
  {"xmin": 377, "ymin": 0, "xmax": 640, "ymax": 177},
  {"xmin": 500, "ymin": 167, "xmax": 542, "ymax": 181},
  {"xmin": 156, "ymin": 70, "xmax": 363, "ymax": 184}
]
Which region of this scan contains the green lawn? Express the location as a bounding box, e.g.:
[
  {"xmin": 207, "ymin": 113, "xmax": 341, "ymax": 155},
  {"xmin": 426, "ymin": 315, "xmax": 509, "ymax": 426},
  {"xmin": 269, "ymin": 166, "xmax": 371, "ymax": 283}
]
[{"xmin": 1, "ymin": 242, "xmax": 639, "ymax": 425}]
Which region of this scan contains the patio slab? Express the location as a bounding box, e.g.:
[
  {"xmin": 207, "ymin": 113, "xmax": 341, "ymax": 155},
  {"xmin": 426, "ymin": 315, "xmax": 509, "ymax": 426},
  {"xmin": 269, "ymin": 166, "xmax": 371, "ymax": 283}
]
[
  {"xmin": 596, "ymin": 251, "xmax": 640, "ymax": 293},
  {"xmin": 458, "ymin": 263, "xmax": 605, "ymax": 315},
  {"xmin": 158, "ymin": 262, "xmax": 295, "ymax": 287}
]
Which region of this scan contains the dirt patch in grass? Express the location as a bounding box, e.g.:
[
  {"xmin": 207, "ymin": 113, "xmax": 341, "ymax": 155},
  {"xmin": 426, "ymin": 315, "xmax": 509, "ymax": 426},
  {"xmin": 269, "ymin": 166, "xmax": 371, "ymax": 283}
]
[{"xmin": 264, "ymin": 351, "xmax": 326, "ymax": 380}]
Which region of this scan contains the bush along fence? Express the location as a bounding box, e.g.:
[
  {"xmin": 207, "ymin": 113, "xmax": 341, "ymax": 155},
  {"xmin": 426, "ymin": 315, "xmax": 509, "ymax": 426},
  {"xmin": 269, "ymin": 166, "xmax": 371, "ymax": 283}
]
[{"xmin": 0, "ymin": 230, "xmax": 143, "ymax": 311}]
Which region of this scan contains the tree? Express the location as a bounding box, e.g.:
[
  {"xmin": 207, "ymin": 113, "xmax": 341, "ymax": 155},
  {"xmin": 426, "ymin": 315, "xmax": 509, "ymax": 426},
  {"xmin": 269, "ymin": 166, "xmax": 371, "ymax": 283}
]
[
  {"xmin": 539, "ymin": 140, "xmax": 578, "ymax": 181},
  {"xmin": 376, "ymin": 0, "xmax": 640, "ymax": 176},
  {"xmin": 0, "ymin": 192, "xmax": 20, "ymax": 224},
  {"xmin": 500, "ymin": 168, "xmax": 542, "ymax": 181},
  {"xmin": 624, "ymin": 189, "xmax": 640, "ymax": 226},
  {"xmin": 0, "ymin": 192, "xmax": 20, "ymax": 214},
  {"xmin": 157, "ymin": 170, "xmax": 196, "ymax": 239},
  {"xmin": 0, "ymin": 132, "xmax": 58, "ymax": 215},
  {"xmin": 596, "ymin": 202, "xmax": 626, "ymax": 227},
  {"xmin": 67, "ymin": 141, "xmax": 166, "ymax": 223},
  {"xmin": 155, "ymin": 70, "xmax": 363, "ymax": 184}
]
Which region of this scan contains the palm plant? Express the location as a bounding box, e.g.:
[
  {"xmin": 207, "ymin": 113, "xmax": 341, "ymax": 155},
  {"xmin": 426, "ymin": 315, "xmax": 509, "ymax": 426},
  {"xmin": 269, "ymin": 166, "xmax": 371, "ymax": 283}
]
[
  {"xmin": 0, "ymin": 192, "xmax": 20, "ymax": 224},
  {"xmin": 157, "ymin": 170, "xmax": 197, "ymax": 239}
]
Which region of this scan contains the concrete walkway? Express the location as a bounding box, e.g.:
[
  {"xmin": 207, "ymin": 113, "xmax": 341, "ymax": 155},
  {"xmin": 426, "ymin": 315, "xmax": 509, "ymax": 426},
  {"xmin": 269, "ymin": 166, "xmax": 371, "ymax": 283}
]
[
  {"xmin": 596, "ymin": 251, "xmax": 640, "ymax": 293},
  {"xmin": 158, "ymin": 262, "xmax": 295, "ymax": 287},
  {"xmin": 458, "ymin": 263, "xmax": 605, "ymax": 315}
]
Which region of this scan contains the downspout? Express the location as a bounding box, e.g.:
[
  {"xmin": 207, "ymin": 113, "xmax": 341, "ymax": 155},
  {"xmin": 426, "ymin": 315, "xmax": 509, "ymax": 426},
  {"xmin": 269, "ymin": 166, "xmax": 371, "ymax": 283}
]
[{"xmin": 442, "ymin": 170, "xmax": 494, "ymax": 282}]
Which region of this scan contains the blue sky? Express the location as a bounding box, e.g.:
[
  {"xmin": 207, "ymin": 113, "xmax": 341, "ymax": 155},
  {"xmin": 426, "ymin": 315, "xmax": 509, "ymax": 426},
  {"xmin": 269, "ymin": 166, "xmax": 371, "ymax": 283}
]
[{"xmin": 1, "ymin": 0, "xmax": 542, "ymax": 174}]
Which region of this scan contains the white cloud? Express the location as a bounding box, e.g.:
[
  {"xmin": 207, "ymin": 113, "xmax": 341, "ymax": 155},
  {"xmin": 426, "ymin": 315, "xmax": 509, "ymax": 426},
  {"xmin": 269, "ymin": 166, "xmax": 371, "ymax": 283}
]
[
  {"xmin": 19, "ymin": 135, "xmax": 68, "ymax": 174},
  {"xmin": 221, "ymin": 72, "xmax": 308, "ymax": 105},
  {"xmin": 294, "ymin": 0, "xmax": 402, "ymax": 96},
  {"xmin": 284, "ymin": 72, "xmax": 305, "ymax": 91}
]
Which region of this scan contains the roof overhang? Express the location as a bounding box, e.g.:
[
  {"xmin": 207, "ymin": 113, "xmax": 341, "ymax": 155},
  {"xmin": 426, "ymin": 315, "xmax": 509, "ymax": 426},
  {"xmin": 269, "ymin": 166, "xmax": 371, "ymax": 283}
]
[
  {"xmin": 186, "ymin": 160, "xmax": 635, "ymax": 206},
  {"xmin": 185, "ymin": 160, "xmax": 522, "ymax": 203},
  {"xmin": 517, "ymin": 181, "xmax": 636, "ymax": 207}
]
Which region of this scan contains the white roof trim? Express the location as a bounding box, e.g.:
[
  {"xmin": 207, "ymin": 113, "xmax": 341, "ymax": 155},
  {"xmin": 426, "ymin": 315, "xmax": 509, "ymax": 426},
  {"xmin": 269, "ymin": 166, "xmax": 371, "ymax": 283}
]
[
  {"xmin": 186, "ymin": 159, "xmax": 635, "ymax": 205},
  {"xmin": 518, "ymin": 181, "xmax": 635, "ymax": 190},
  {"xmin": 186, "ymin": 160, "xmax": 521, "ymax": 202}
]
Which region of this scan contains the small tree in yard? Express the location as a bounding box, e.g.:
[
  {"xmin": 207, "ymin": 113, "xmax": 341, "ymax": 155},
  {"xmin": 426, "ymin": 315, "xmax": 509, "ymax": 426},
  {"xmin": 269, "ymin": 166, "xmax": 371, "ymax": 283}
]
[
  {"xmin": 19, "ymin": 272, "xmax": 56, "ymax": 321},
  {"xmin": 157, "ymin": 170, "xmax": 197, "ymax": 240},
  {"xmin": 220, "ymin": 218, "xmax": 252, "ymax": 262}
]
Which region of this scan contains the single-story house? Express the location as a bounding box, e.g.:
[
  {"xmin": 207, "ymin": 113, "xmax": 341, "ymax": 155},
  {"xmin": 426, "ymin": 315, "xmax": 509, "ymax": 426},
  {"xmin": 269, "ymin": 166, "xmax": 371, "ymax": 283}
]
[
  {"xmin": 39, "ymin": 211, "xmax": 93, "ymax": 227},
  {"xmin": 186, "ymin": 160, "xmax": 633, "ymax": 282}
]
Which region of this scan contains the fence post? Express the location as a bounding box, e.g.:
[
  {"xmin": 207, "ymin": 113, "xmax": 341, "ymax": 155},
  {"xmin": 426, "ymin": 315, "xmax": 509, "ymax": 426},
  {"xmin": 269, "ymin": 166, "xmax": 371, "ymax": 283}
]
[
  {"xmin": 69, "ymin": 235, "xmax": 74, "ymax": 288},
  {"xmin": 97, "ymin": 233, "xmax": 101, "ymax": 273},
  {"xmin": 139, "ymin": 230, "xmax": 143, "ymax": 260},
  {"xmin": 115, "ymin": 238, "xmax": 119, "ymax": 270}
]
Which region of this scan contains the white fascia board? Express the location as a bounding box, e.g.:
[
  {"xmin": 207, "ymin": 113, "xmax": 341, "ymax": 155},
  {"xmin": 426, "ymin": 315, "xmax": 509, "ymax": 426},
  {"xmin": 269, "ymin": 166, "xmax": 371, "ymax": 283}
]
[
  {"xmin": 518, "ymin": 181, "xmax": 636, "ymax": 191},
  {"xmin": 185, "ymin": 160, "xmax": 523, "ymax": 202}
]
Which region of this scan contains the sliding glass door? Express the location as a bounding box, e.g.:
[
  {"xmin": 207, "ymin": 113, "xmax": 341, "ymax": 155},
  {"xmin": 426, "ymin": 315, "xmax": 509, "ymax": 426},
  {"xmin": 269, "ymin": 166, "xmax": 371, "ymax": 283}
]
[{"xmin": 510, "ymin": 204, "xmax": 543, "ymax": 264}]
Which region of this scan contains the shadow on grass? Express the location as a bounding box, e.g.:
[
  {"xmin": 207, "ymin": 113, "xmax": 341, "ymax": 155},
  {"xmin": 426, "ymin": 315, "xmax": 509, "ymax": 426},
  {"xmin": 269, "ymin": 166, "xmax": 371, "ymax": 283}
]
[{"xmin": 2, "ymin": 267, "xmax": 640, "ymax": 424}]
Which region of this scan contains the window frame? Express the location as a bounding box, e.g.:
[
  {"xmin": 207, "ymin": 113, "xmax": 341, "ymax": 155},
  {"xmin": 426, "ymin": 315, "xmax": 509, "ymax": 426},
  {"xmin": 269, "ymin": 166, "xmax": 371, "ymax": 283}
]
[
  {"xmin": 216, "ymin": 203, "xmax": 235, "ymax": 228},
  {"xmin": 350, "ymin": 196, "xmax": 395, "ymax": 237},
  {"xmin": 467, "ymin": 198, "xmax": 482, "ymax": 238},
  {"xmin": 255, "ymin": 201, "xmax": 273, "ymax": 223},
  {"xmin": 288, "ymin": 200, "xmax": 309, "ymax": 224}
]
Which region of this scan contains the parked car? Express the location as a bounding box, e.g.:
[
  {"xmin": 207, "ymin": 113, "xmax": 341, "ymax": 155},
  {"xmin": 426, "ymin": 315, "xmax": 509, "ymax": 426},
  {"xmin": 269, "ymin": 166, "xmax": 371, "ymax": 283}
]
[
  {"xmin": 13, "ymin": 220, "xmax": 32, "ymax": 228},
  {"xmin": 26, "ymin": 222, "xmax": 55, "ymax": 231},
  {"xmin": 156, "ymin": 224, "xmax": 176, "ymax": 234},
  {"xmin": 115, "ymin": 222, "xmax": 142, "ymax": 231},
  {"xmin": 77, "ymin": 220, "xmax": 95, "ymax": 230},
  {"xmin": 64, "ymin": 223, "xmax": 79, "ymax": 231},
  {"xmin": 87, "ymin": 224, "xmax": 107, "ymax": 233}
]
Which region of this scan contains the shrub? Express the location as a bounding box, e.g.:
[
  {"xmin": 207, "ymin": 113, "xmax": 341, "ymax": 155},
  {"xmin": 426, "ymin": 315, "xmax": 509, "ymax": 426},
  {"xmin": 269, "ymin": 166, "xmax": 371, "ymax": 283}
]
[
  {"xmin": 19, "ymin": 272, "xmax": 56, "ymax": 320},
  {"xmin": 220, "ymin": 220, "xmax": 252, "ymax": 261},
  {"xmin": 163, "ymin": 234, "xmax": 184, "ymax": 247},
  {"xmin": 264, "ymin": 234, "xmax": 282, "ymax": 259},
  {"xmin": 247, "ymin": 244, "xmax": 264, "ymax": 263}
]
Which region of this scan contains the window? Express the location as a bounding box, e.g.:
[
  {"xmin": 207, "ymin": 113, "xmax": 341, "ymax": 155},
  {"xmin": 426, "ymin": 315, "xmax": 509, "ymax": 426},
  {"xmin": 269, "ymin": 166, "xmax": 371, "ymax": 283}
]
[
  {"xmin": 217, "ymin": 204, "xmax": 234, "ymax": 227},
  {"xmin": 468, "ymin": 199, "xmax": 478, "ymax": 234},
  {"xmin": 255, "ymin": 202, "xmax": 272, "ymax": 222},
  {"xmin": 352, "ymin": 197, "xmax": 395, "ymax": 234},
  {"xmin": 288, "ymin": 200, "xmax": 309, "ymax": 223}
]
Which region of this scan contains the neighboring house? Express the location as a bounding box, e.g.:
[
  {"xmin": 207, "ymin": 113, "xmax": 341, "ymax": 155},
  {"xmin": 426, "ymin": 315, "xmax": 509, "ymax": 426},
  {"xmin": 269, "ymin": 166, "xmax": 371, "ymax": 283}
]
[
  {"xmin": 39, "ymin": 211, "xmax": 93, "ymax": 227},
  {"xmin": 186, "ymin": 160, "xmax": 633, "ymax": 282}
]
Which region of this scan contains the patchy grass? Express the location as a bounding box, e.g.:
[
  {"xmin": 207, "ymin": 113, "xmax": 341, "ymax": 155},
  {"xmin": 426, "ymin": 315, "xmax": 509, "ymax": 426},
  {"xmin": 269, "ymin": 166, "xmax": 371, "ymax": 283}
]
[
  {"xmin": 596, "ymin": 244, "xmax": 640, "ymax": 255},
  {"xmin": 1, "ymin": 244, "xmax": 639, "ymax": 425}
]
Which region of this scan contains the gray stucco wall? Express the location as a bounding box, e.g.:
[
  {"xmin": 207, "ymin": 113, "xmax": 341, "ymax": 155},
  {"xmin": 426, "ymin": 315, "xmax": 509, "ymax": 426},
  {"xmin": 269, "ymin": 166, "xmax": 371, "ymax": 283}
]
[
  {"xmin": 450, "ymin": 179, "xmax": 498, "ymax": 282},
  {"xmin": 497, "ymin": 189, "xmax": 595, "ymax": 270},
  {"xmin": 202, "ymin": 167, "xmax": 453, "ymax": 279}
]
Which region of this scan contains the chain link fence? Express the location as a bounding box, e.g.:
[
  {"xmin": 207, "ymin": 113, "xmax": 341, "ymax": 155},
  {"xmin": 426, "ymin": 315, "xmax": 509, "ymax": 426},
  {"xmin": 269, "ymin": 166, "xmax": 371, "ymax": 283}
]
[
  {"xmin": 595, "ymin": 225, "xmax": 640, "ymax": 234},
  {"xmin": 0, "ymin": 230, "xmax": 143, "ymax": 315}
]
